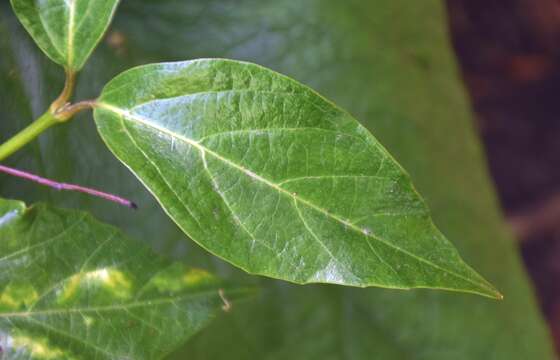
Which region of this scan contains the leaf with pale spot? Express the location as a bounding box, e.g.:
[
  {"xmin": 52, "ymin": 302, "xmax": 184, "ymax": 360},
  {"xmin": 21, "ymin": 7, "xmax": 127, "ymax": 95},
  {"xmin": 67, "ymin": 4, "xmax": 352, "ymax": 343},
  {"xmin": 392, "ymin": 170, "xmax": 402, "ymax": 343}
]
[{"xmin": 0, "ymin": 198, "xmax": 251, "ymax": 360}]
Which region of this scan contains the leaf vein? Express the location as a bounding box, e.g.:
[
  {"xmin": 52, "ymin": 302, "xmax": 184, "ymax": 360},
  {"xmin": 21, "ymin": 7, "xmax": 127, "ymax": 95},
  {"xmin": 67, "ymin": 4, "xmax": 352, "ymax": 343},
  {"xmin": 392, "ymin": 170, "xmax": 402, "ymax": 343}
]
[
  {"xmin": 0, "ymin": 213, "xmax": 87, "ymax": 264},
  {"xmin": 98, "ymin": 103, "xmax": 489, "ymax": 291}
]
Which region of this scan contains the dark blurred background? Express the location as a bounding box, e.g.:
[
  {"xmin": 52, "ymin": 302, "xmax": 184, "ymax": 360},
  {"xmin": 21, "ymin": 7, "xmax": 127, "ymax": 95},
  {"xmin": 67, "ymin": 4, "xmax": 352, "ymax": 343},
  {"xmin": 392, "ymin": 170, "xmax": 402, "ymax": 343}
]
[{"xmin": 447, "ymin": 0, "xmax": 560, "ymax": 352}]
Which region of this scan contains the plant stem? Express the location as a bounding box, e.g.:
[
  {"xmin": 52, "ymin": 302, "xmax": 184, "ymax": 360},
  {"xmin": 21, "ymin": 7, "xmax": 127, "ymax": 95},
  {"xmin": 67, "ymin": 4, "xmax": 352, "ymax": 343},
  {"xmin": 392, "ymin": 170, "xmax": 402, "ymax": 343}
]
[
  {"xmin": 55, "ymin": 100, "xmax": 97, "ymax": 121},
  {"xmin": 0, "ymin": 69, "xmax": 90, "ymax": 162},
  {"xmin": 0, "ymin": 165, "xmax": 137, "ymax": 209},
  {"xmin": 0, "ymin": 98, "xmax": 95, "ymax": 162},
  {"xmin": 50, "ymin": 69, "xmax": 76, "ymax": 112},
  {"xmin": 0, "ymin": 111, "xmax": 58, "ymax": 162}
]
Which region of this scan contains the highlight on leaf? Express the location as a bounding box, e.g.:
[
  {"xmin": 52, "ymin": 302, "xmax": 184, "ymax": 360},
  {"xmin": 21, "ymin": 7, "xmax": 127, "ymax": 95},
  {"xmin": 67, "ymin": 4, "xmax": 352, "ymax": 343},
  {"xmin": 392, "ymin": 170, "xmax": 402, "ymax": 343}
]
[
  {"xmin": 93, "ymin": 59, "xmax": 501, "ymax": 299},
  {"xmin": 10, "ymin": 0, "xmax": 120, "ymax": 71},
  {"xmin": 0, "ymin": 198, "xmax": 253, "ymax": 360}
]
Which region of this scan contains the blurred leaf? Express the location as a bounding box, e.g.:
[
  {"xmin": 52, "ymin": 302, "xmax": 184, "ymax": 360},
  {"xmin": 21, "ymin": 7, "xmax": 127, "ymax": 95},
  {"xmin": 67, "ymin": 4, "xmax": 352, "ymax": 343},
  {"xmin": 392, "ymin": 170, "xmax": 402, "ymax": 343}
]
[
  {"xmin": 0, "ymin": 198, "xmax": 251, "ymax": 359},
  {"xmin": 0, "ymin": 1, "xmax": 555, "ymax": 359},
  {"xmin": 94, "ymin": 59, "xmax": 499, "ymax": 298},
  {"xmin": 10, "ymin": 0, "xmax": 120, "ymax": 70}
]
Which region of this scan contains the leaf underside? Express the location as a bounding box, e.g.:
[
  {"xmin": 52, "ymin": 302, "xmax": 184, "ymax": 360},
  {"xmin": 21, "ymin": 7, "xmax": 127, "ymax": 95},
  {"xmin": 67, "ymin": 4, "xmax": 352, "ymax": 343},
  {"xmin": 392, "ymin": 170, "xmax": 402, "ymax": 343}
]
[
  {"xmin": 93, "ymin": 59, "xmax": 500, "ymax": 299},
  {"xmin": 10, "ymin": 0, "xmax": 120, "ymax": 70},
  {"xmin": 0, "ymin": 198, "xmax": 250, "ymax": 360}
]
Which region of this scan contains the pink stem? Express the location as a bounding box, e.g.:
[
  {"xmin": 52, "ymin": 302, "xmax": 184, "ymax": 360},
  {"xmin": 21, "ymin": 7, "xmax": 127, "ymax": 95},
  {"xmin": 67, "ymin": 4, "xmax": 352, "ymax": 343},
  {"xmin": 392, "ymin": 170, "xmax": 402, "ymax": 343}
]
[{"xmin": 0, "ymin": 165, "xmax": 137, "ymax": 209}]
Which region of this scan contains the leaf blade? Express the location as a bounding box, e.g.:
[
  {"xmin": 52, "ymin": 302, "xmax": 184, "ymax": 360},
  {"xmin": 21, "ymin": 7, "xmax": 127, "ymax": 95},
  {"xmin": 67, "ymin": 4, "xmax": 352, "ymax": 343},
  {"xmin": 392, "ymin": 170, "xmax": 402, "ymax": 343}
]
[
  {"xmin": 2, "ymin": 1, "xmax": 554, "ymax": 357},
  {"xmin": 10, "ymin": 0, "xmax": 120, "ymax": 70},
  {"xmin": 0, "ymin": 198, "xmax": 251, "ymax": 360},
  {"xmin": 93, "ymin": 59, "xmax": 500, "ymax": 299}
]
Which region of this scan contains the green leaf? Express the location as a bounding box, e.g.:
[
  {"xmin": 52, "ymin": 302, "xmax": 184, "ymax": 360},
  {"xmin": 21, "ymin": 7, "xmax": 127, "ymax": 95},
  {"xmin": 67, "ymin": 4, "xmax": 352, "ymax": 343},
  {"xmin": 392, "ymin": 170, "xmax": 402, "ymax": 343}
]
[
  {"xmin": 93, "ymin": 59, "xmax": 500, "ymax": 299},
  {"xmin": 0, "ymin": 198, "xmax": 251, "ymax": 359},
  {"xmin": 2, "ymin": 2, "xmax": 555, "ymax": 359},
  {"xmin": 10, "ymin": 0, "xmax": 120, "ymax": 71}
]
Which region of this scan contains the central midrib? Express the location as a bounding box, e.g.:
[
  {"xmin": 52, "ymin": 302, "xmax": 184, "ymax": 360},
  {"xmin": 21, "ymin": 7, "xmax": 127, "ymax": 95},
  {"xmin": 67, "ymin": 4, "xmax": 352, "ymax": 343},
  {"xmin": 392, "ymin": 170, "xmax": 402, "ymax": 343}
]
[
  {"xmin": 0, "ymin": 288, "xmax": 226, "ymax": 318},
  {"xmin": 96, "ymin": 102, "xmax": 490, "ymax": 294},
  {"xmin": 67, "ymin": 0, "xmax": 76, "ymax": 67}
]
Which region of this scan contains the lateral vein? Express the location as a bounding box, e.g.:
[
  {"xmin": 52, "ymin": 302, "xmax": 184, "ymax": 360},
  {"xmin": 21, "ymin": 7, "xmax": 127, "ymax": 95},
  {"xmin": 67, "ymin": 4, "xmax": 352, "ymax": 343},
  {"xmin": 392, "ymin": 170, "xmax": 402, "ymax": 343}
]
[{"xmin": 96, "ymin": 102, "xmax": 490, "ymax": 291}]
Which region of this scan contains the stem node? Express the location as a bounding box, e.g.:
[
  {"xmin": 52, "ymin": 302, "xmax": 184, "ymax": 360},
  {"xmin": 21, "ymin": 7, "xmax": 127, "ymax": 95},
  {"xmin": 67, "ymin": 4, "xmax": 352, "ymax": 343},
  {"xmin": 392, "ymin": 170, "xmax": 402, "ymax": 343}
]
[
  {"xmin": 49, "ymin": 70, "xmax": 76, "ymax": 113},
  {"xmin": 0, "ymin": 70, "xmax": 96, "ymax": 161}
]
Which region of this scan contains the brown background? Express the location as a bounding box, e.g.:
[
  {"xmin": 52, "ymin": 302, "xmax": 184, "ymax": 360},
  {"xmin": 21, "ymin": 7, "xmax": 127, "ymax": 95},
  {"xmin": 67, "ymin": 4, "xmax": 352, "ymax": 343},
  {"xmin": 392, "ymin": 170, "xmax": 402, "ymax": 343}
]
[{"xmin": 447, "ymin": 0, "xmax": 560, "ymax": 353}]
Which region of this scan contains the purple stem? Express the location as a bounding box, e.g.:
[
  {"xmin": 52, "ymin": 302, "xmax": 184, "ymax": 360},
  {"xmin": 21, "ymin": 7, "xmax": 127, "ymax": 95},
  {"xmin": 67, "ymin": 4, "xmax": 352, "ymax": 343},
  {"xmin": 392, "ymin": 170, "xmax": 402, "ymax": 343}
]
[{"xmin": 0, "ymin": 165, "xmax": 137, "ymax": 209}]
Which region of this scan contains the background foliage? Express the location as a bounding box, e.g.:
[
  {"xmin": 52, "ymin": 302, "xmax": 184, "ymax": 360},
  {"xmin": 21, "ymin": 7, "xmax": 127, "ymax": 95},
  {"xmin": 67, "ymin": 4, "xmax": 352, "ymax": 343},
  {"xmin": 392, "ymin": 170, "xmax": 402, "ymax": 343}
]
[
  {"xmin": 0, "ymin": 199, "xmax": 249, "ymax": 359},
  {"xmin": 0, "ymin": 0, "xmax": 555, "ymax": 358}
]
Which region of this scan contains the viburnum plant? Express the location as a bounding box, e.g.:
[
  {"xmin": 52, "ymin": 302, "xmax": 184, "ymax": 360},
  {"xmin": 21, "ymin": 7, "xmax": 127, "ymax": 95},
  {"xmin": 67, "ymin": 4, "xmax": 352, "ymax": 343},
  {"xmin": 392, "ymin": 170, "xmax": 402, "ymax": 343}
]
[{"xmin": 0, "ymin": 0, "xmax": 502, "ymax": 359}]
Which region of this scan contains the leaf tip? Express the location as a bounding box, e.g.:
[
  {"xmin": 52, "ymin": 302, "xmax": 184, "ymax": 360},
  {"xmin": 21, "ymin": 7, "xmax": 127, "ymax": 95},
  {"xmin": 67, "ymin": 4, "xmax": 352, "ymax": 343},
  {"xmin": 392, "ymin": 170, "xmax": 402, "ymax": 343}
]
[
  {"xmin": 495, "ymin": 291, "xmax": 505, "ymax": 301},
  {"xmin": 477, "ymin": 283, "xmax": 504, "ymax": 300}
]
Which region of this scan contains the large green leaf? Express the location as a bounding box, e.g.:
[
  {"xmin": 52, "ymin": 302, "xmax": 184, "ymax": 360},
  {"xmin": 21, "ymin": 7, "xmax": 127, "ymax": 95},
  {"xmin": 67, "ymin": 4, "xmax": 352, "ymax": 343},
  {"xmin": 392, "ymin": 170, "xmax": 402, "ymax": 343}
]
[
  {"xmin": 1, "ymin": 1, "xmax": 555, "ymax": 359},
  {"xmin": 93, "ymin": 59, "xmax": 500, "ymax": 299},
  {"xmin": 0, "ymin": 198, "xmax": 250, "ymax": 359},
  {"xmin": 10, "ymin": 0, "xmax": 119, "ymax": 71}
]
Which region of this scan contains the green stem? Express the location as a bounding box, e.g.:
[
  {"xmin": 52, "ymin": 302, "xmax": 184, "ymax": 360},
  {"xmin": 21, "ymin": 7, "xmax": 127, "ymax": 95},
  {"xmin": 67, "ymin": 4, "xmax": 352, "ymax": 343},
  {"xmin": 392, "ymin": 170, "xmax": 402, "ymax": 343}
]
[
  {"xmin": 50, "ymin": 69, "xmax": 76, "ymax": 112},
  {"xmin": 0, "ymin": 70, "xmax": 94, "ymax": 162},
  {"xmin": 0, "ymin": 111, "xmax": 58, "ymax": 162}
]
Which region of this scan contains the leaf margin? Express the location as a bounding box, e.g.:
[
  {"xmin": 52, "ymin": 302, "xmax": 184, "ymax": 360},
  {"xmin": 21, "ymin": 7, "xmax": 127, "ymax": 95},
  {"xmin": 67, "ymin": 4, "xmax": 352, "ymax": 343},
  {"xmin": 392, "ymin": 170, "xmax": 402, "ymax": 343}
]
[{"xmin": 93, "ymin": 58, "xmax": 503, "ymax": 300}]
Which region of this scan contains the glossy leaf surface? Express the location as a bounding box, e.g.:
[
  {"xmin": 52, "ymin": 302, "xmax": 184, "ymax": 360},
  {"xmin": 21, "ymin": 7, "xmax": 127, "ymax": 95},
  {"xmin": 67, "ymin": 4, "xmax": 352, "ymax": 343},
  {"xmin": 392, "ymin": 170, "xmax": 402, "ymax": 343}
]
[
  {"xmin": 0, "ymin": 198, "xmax": 249, "ymax": 359},
  {"xmin": 10, "ymin": 0, "xmax": 119, "ymax": 70},
  {"xmin": 94, "ymin": 59, "xmax": 499, "ymax": 298},
  {"xmin": 1, "ymin": 1, "xmax": 555, "ymax": 359}
]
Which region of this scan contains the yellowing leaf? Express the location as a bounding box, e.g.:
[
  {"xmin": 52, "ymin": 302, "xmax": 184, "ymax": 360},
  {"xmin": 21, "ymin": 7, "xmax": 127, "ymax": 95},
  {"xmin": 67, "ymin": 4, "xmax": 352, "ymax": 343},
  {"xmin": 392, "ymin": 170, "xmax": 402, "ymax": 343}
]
[{"xmin": 0, "ymin": 198, "xmax": 252, "ymax": 359}]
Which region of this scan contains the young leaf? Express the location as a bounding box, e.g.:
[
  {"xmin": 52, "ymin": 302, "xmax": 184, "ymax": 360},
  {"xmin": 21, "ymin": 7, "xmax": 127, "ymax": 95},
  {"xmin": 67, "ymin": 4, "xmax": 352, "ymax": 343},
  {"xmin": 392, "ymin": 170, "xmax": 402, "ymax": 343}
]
[
  {"xmin": 93, "ymin": 59, "xmax": 501, "ymax": 299},
  {"xmin": 0, "ymin": 198, "xmax": 251, "ymax": 359},
  {"xmin": 10, "ymin": 0, "xmax": 120, "ymax": 71}
]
